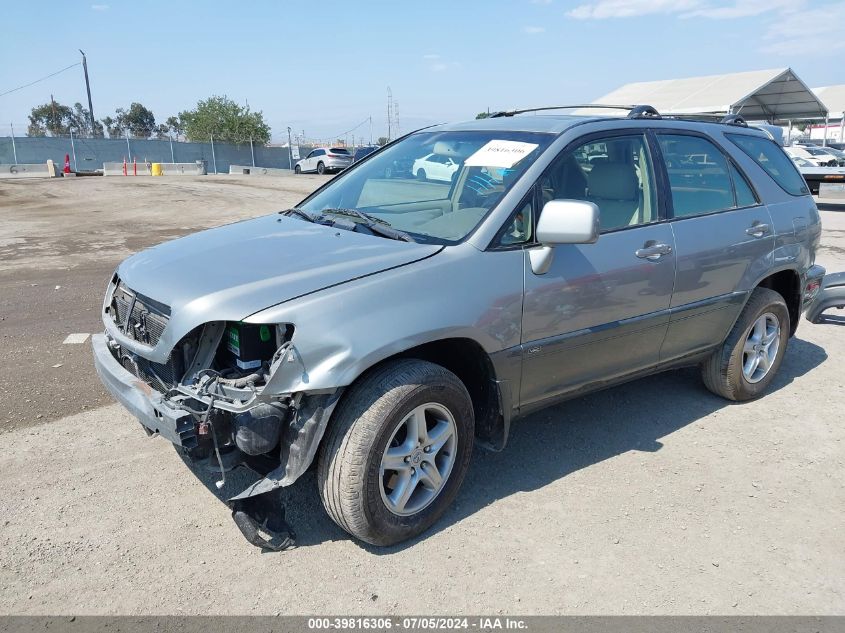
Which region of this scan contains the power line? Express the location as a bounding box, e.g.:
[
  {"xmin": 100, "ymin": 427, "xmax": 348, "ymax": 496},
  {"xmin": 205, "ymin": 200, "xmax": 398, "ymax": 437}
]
[{"xmin": 0, "ymin": 62, "xmax": 81, "ymax": 98}]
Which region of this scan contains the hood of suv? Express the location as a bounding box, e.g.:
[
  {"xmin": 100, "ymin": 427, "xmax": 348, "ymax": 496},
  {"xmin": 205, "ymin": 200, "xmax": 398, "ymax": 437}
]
[{"xmin": 117, "ymin": 214, "xmax": 442, "ymax": 321}]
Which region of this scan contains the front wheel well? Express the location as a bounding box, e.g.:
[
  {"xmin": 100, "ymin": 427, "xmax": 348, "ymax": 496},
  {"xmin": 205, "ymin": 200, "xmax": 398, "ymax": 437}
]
[
  {"xmin": 350, "ymin": 339, "xmax": 502, "ymax": 447},
  {"xmin": 757, "ymin": 269, "xmax": 801, "ymax": 336}
]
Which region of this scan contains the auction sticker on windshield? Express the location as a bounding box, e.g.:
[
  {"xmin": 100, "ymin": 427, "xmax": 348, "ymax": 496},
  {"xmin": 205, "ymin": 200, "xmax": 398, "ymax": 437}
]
[{"xmin": 464, "ymin": 140, "xmax": 539, "ymax": 168}]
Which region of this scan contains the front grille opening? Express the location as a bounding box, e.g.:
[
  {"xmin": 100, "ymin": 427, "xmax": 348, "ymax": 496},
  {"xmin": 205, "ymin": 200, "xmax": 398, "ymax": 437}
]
[{"xmin": 109, "ymin": 281, "xmax": 170, "ymax": 347}]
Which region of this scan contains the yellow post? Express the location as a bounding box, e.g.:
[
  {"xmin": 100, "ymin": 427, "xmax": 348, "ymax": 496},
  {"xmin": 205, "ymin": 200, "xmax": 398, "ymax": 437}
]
[{"xmin": 151, "ymin": 163, "xmax": 163, "ymax": 176}]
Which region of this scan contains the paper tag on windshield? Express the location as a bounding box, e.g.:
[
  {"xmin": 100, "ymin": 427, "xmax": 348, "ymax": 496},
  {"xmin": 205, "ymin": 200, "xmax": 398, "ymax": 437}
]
[{"xmin": 464, "ymin": 140, "xmax": 539, "ymax": 168}]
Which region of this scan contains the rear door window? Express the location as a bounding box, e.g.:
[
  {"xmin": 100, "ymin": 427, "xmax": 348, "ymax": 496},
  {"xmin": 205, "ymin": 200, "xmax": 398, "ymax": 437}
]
[
  {"xmin": 730, "ymin": 163, "xmax": 758, "ymax": 207},
  {"xmin": 657, "ymin": 134, "xmax": 735, "ymax": 217},
  {"xmin": 726, "ymin": 134, "xmax": 809, "ymax": 196}
]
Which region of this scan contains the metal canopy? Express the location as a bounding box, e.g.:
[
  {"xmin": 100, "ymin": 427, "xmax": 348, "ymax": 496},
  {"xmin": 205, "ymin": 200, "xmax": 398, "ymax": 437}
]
[
  {"xmin": 813, "ymin": 85, "xmax": 845, "ymax": 116},
  {"xmin": 577, "ymin": 68, "xmax": 828, "ymax": 122}
]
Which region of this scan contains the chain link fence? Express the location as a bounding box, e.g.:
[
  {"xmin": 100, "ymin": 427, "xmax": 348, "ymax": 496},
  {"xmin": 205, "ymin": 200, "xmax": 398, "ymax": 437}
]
[{"xmin": 0, "ymin": 134, "xmax": 316, "ymax": 174}]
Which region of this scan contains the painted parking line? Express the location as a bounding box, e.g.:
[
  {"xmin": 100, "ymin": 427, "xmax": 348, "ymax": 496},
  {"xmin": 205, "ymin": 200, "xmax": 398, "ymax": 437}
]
[{"xmin": 62, "ymin": 333, "xmax": 90, "ymax": 344}]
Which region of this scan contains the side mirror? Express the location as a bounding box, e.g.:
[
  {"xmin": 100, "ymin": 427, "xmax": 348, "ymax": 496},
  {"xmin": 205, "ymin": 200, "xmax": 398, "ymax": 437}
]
[
  {"xmin": 536, "ymin": 199, "xmax": 600, "ymax": 245},
  {"xmin": 529, "ymin": 200, "xmax": 600, "ymax": 275}
]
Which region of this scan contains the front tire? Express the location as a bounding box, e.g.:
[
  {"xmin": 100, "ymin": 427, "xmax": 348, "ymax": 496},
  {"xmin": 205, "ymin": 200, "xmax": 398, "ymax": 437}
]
[
  {"xmin": 294, "ymin": 165, "xmax": 301, "ymax": 174},
  {"xmin": 317, "ymin": 359, "xmax": 474, "ymax": 546},
  {"xmin": 701, "ymin": 287, "xmax": 790, "ymax": 401},
  {"xmin": 416, "ymin": 168, "xmax": 426, "ymax": 181}
]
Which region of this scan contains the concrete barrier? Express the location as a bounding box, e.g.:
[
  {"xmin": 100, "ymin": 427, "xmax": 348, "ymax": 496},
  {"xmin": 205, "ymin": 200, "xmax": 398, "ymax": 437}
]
[
  {"xmin": 0, "ymin": 163, "xmax": 53, "ymax": 179},
  {"xmin": 103, "ymin": 161, "xmax": 206, "ymax": 176},
  {"xmin": 229, "ymin": 165, "xmax": 293, "ymax": 176},
  {"xmin": 160, "ymin": 161, "xmax": 207, "ymax": 176},
  {"xmin": 103, "ymin": 162, "xmax": 151, "ymax": 176}
]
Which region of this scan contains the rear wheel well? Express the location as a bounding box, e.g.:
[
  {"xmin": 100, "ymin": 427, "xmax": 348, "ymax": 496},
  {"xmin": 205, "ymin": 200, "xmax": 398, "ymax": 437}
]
[{"xmin": 757, "ymin": 270, "xmax": 801, "ymax": 336}]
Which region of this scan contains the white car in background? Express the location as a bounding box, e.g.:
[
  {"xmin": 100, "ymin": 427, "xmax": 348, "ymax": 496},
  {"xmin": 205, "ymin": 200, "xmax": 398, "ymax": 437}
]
[
  {"xmin": 784, "ymin": 145, "xmax": 838, "ymax": 167},
  {"xmin": 789, "ymin": 155, "xmax": 845, "ymax": 195},
  {"xmin": 412, "ymin": 153, "xmax": 460, "ymax": 182},
  {"xmin": 294, "ymin": 147, "xmax": 353, "ymax": 175}
]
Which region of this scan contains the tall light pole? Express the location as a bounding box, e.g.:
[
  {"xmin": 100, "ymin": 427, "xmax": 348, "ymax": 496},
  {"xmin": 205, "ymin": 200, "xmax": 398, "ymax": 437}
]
[
  {"xmin": 287, "ymin": 127, "xmax": 294, "ymax": 169},
  {"xmin": 79, "ymin": 50, "xmax": 95, "ymax": 135}
]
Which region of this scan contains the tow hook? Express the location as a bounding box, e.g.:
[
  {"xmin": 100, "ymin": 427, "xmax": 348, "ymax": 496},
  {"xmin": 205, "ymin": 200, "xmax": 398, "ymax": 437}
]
[{"xmin": 229, "ymin": 489, "xmax": 296, "ymax": 551}]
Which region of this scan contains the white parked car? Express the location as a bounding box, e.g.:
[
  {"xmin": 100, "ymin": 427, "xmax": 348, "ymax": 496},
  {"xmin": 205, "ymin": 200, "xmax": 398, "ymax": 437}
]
[
  {"xmin": 295, "ymin": 148, "xmax": 353, "ymax": 175},
  {"xmin": 784, "ymin": 145, "xmax": 837, "ymax": 167},
  {"xmin": 412, "ymin": 153, "xmax": 460, "ymax": 182}
]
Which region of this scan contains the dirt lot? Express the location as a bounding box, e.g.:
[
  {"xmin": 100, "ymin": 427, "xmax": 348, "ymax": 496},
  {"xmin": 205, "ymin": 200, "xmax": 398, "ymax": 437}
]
[{"xmin": 0, "ymin": 176, "xmax": 843, "ymax": 615}]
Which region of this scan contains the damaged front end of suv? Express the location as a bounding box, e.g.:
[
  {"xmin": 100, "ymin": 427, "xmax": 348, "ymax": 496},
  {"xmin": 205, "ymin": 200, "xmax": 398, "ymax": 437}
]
[{"xmin": 94, "ymin": 274, "xmax": 344, "ymax": 550}]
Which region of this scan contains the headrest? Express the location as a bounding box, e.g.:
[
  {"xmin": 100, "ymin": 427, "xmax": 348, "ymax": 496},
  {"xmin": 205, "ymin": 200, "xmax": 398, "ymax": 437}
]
[{"xmin": 587, "ymin": 163, "xmax": 638, "ymax": 200}]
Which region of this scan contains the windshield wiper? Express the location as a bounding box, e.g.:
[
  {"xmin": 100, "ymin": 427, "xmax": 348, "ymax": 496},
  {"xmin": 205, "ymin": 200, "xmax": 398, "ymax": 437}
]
[
  {"xmin": 281, "ymin": 206, "xmax": 414, "ymax": 242},
  {"xmin": 320, "ymin": 207, "xmax": 392, "ymax": 226},
  {"xmin": 358, "ymin": 221, "xmax": 415, "ymax": 243},
  {"xmin": 280, "ymin": 207, "xmax": 321, "ymax": 223}
]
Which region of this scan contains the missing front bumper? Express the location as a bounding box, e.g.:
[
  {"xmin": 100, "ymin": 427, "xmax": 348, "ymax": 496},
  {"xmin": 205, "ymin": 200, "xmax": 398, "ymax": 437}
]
[{"xmin": 93, "ymin": 332, "xmax": 343, "ymax": 551}]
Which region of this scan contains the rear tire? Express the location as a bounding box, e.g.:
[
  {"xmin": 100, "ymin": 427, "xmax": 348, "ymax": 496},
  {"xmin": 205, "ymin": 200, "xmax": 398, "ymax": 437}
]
[
  {"xmin": 317, "ymin": 359, "xmax": 474, "ymax": 546},
  {"xmin": 317, "ymin": 162, "xmax": 326, "ymax": 175},
  {"xmin": 701, "ymin": 287, "xmax": 790, "ymax": 401}
]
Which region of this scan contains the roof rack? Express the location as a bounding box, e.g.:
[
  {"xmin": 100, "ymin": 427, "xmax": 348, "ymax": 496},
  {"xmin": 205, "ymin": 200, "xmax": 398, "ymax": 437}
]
[
  {"xmin": 490, "ymin": 104, "xmax": 637, "ymax": 118},
  {"xmin": 648, "ymin": 111, "xmax": 749, "ymax": 127},
  {"xmin": 489, "ymin": 104, "xmax": 752, "ymax": 128},
  {"xmin": 627, "ymin": 105, "xmax": 661, "ymax": 119}
]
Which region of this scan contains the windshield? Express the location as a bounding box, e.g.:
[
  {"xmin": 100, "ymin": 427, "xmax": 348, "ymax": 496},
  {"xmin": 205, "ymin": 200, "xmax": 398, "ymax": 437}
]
[
  {"xmin": 803, "ymin": 147, "xmax": 828, "ymax": 156},
  {"xmin": 298, "ymin": 130, "xmax": 553, "ymax": 243}
]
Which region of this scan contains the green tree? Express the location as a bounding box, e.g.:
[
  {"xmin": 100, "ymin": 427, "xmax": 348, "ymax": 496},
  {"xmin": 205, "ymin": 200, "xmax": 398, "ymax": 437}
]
[
  {"xmin": 123, "ymin": 102, "xmax": 156, "ymax": 138},
  {"xmin": 70, "ymin": 102, "xmax": 103, "ymax": 138},
  {"xmin": 165, "ymin": 115, "xmax": 184, "ymax": 139},
  {"xmin": 100, "ymin": 103, "xmax": 156, "ymax": 139},
  {"xmin": 475, "ymin": 111, "xmax": 490, "ymax": 119},
  {"xmin": 179, "ymin": 95, "xmax": 270, "ymax": 144},
  {"xmin": 376, "ymin": 136, "xmax": 389, "ymax": 146},
  {"xmin": 27, "ymin": 101, "xmax": 74, "ymax": 136},
  {"xmin": 101, "ymin": 114, "xmax": 124, "ymax": 139}
]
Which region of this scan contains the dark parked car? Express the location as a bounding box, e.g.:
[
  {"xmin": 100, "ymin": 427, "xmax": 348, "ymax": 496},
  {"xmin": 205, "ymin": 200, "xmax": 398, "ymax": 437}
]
[{"xmin": 353, "ymin": 146, "xmax": 379, "ymax": 162}]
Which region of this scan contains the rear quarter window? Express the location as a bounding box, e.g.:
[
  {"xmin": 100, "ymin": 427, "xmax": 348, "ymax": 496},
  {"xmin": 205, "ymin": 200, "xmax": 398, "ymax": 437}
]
[{"xmin": 726, "ymin": 134, "xmax": 809, "ymax": 196}]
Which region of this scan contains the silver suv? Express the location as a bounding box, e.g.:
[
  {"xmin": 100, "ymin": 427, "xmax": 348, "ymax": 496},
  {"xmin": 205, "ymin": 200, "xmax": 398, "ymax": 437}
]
[{"xmin": 93, "ymin": 106, "xmax": 825, "ymax": 549}]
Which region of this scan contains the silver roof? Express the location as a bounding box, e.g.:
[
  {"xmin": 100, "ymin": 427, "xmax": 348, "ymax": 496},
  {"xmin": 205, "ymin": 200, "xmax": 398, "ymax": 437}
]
[
  {"xmin": 433, "ymin": 114, "xmax": 603, "ymax": 134},
  {"xmin": 426, "ymin": 112, "xmax": 770, "ymax": 138}
]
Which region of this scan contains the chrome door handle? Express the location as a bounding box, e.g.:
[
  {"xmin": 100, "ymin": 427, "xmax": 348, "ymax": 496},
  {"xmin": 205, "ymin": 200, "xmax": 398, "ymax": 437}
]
[
  {"xmin": 635, "ymin": 243, "xmax": 673, "ymax": 261},
  {"xmin": 746, "ymin": 223, "xmax": 771, "ymax": 237}
]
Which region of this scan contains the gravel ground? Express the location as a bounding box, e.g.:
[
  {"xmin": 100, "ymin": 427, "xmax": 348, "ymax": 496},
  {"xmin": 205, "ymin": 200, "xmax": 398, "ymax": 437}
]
[{"xmin": 0, "ymin": 177, "xmax": 843, "ymax": 615}]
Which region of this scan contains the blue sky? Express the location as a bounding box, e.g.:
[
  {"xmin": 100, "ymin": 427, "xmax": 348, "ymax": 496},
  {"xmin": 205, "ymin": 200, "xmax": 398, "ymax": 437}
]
[{"xmin": 1, "ymin": 0, "xmax": 843, "ymax": 142}]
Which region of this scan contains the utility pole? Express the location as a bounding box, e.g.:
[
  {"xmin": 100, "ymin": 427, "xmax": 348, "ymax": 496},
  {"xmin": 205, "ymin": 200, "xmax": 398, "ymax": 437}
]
[
  {"xmin": 287, "ymin": 126, "xmax": 293, "ymax": 169},
  {"xmin": 10, "ymin": 123, "xmax": 18, "ymax": 164},
  {"xmin": 79, "ymin": 50, "xmax": 95, "ymax": 135},
  {"xmin": 50, "ymin": 94, "xmax": 58, "ymax": 133},
  {"xmin": 387, "ymin": 87, "xmax": 392, "ymax": 141}
]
